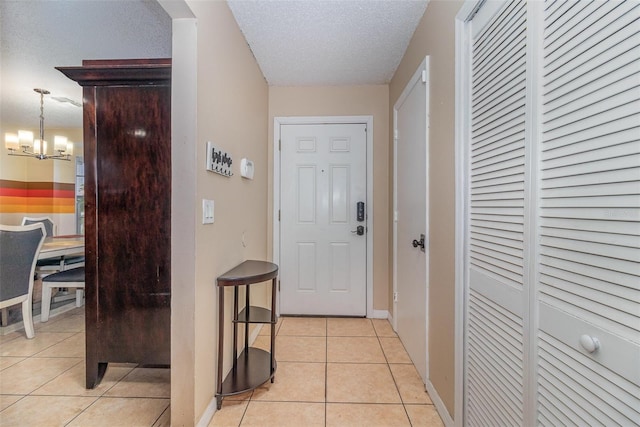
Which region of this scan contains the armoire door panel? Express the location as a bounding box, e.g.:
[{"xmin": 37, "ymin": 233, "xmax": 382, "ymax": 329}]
[{"xmin": 95, "ymin": 84, "xmax": 171, "ymax": 364}]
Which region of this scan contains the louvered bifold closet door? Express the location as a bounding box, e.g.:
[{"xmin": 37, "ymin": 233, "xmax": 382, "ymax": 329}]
[
  {"xmin": 537, "ymin": 1, "xmax": 640, "ymax": 425},
  {"xmin": 466, "ymin": 0, "xmax": 529, "ymax": 425}
]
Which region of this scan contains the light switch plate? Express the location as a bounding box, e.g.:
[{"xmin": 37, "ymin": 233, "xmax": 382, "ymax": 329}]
[{"xmin": 203, "ymin": 199, "xmax": 214, "ymax": 224}]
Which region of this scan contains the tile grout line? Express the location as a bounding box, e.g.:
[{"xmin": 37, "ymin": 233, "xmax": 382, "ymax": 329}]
[
  {"xmin": 62, "ymin": 394, "xmax": 101, "ymax": 426},
  {"xmin": 325, "ymin": 317, "xmax": 328, "ymax": 427},
  {"xmin": 374, "ymin": 319, "xmax": 415, "ymax": 426},
  {"xmin": 212, "ymin": 317, "xmax": 436, "ymax": 426},
  {"xmin": 1, "ymin": 311, "xmax": 173, "ymax": 427},
  {"xmin": 150, "ymin": 403, "xmax": 171, "ymax": 427}
]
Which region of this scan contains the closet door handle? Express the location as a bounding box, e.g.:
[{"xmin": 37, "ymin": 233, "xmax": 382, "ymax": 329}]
[{"xmin": 579, "ymin": 334, "xmax": 601, "ymax": 353}]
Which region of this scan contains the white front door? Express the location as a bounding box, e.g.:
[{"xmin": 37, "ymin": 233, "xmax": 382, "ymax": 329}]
[
  {"xmin": 394, "ymin": 58, "xmax": 429, "ymax": 383},
  {"xmin": 280, "ymin": 123, "xmax": 367, "ymax": 316}
]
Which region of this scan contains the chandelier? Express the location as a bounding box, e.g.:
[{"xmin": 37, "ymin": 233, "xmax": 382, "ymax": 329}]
[{"xmin": 4, "ymin": 88, "xmax": 74, "ymax": 161}]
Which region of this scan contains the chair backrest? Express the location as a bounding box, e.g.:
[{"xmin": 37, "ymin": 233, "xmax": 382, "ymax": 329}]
[
  {"xmin": 21, "ymin": 216, "xmax": 55, "ymax": 237},
  {"xmin": 0, "ymin": 223, "xmax": 46, "ymax": 303}
]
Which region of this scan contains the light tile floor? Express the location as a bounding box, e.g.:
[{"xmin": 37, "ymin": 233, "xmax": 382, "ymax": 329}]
[
  {"xmin": 1, "ymin": 312, "xmax": 444, "ymax": 426},
  {"xmin": 0, "ymin": 308, "xmax": 169, "ymax": 427},
  {"xmin": 210, "ymin": 317, "xmax": 444, "ymax": 427}
]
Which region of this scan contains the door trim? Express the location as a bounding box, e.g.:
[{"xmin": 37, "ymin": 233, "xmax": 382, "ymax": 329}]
[
  {"xmin": 273, "ymin": 116, "xmax": 374, "ymax": 317},
  {"xmin": 454, "ymin": 5, "xmax": 477, "ymax": 426},
  {"xmin": 392, "ymin": 55, "xmax": 430, "ymax": 379}
]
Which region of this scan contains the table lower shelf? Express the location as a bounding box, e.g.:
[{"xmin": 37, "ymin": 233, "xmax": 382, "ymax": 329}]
[{"xmin": 217, "ymin": 347, "xmax": 276, "ymax": 403}]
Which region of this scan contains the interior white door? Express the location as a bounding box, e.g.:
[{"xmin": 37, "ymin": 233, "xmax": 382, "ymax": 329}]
[
  {"xmin": 280, "ymin": 123, "xmax": 367, "ymax": 316},
  {"xmin": 394, "ymin": 58, "xmax": 429, "ymax": 383}
]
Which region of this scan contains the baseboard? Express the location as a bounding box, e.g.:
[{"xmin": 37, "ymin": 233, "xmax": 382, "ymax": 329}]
[
  {"xmin": 196, "ymin": 324, "xmax": 264, "ymax": 427},
  {"xmin": 426, "ymin": 379, "xmax": 455, "ymax": 427},
  {"xmin": 195, "ymin": 396, "xmax": 218, "ymax": 427},
  {"xmin": 249, "ymin": 323, "xmax": 263, "ymax": 344},
  {"xmin": 369, "ymin": 309, "xmax": 389, "ymax": 319},
  {"xmin": 0, "ymin": 302, "xmax": 79, "ymax": 336}
]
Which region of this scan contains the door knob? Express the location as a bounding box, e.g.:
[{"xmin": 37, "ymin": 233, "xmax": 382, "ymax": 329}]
[
  {"xmin": 351, "ymin": 225, "xmax": 365, "ymax": 236},
  {"xmin": 412, "ymin": 234, "xmax": 425, "ymax": 252},
  {"xmin": 579, "ymin": 334, "xmax": 601, "ymax": 353}
]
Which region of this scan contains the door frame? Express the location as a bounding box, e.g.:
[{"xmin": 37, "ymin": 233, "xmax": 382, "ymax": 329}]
[
  {"xmin": 392, "ymin": 56, "xmax": 430, "ymax": 378},
  {"xmin": 273, "ymin": 116, "xmax": 374, "ymax": 317},
  {"xmin": 454, "ymin": 4, "xmax": 477, "ymax": 426}
]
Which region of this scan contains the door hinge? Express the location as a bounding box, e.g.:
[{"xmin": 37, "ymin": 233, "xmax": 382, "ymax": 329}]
[
  {"xmin": 393, "ymin": 292, "xmax": 398, "ymax": 302},
  {"xmin": 278, "ymin": 280, "xmax": 281, "ymax": 291},
  {"xmin": 279, "ymin": 139, "xmax": 281, "ymax": 151},
  {"xmin": 394, "ymin": 129, "xmax": 398, "ymax": 140},
  {"xmin": 278, "ymin": 210, "xmax": 281, "ymax": 221},
  {"xmin": 421, "ymin": 70, "xmax": 427, "ymax": 83}
]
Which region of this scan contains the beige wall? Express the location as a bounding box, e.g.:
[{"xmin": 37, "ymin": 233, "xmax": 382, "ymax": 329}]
[
  {"xmin": 184, "ymin": 0, "xmax": 270, "ymax": 423},
  {"xmin": 389, "ymin": 0, "xmax": 463, "ymax": 419},
  {"xmin": 268, "ymin": 85, "xmax": 390, "ymax": 311}
]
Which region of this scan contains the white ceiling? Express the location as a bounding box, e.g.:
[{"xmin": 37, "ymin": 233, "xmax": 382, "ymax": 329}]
[
  {"xmin": 228, "ymin": 0, "xmax": 428, "ymax": 86},
  {"xmin": 0, "ymin": 0, "xmax": 172, "ymax": 129},
  {"xmin": 0, "ymin": 0, "xmax": 428, "ymax": 130}
]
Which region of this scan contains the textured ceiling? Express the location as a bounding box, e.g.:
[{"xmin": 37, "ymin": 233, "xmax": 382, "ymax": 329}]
[
  {"xmin": 1, "ymin": 1, "xmax": 429, "ymax": 130},
  {"xmin": 0, "ymin": 1, "xmax": 171, "ymax": 129},
  {"xmin": 228, "ymin": 0, "xmax": 428, "ymax": 86}
]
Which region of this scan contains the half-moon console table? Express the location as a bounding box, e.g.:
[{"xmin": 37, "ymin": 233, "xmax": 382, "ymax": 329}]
[{"xmin": 216, "ymin": 260, "xmax": 278, "ymax": 409}]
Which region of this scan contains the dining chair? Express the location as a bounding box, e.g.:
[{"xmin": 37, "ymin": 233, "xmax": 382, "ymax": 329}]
[
  {"xmin": 21, "ymin": 216, "xmax": 56, "ymax": 237},
  {"xmin": 41, "ymin": 266, "xmax": 84, "ymax": 322},
  {"xmin": 21, "ymin": 216, "xmax": 84, "ymax": 276},
  {"xmin": 0, "ymin": 223, "xmax": 46, "ymax": 338}
]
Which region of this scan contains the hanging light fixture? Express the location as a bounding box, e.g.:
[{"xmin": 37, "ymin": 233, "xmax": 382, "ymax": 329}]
[{"xmin": 5, "ymin": 88, "xmax": 74, "ymax": 161}]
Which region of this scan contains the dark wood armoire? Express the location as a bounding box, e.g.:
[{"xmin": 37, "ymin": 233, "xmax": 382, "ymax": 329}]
[{"xmin": 57, "ymin": 59, "xmax": 171, "ymax": 388}]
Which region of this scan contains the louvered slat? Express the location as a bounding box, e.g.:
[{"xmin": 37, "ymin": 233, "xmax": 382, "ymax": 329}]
[
  {"xmin": 542, "ymin": 140, "xmax": 640, "ymax": 170},
  {"xmin": 539, "ymin": 331, "xmax": 640, "ymax": 425},
  {"xmin": 541, "ymin": 253, "xmax": 639, "ymax": 291},
  {"xmin": 472, "ymin": 132, "xmax": 524, "ymax": 161},
  {"xmin": 544, "ymin": 0, "xmax": 604, "ymax": 48},
  {"xmin": 539, "ymin": 280, "xmax": 639, "ymax": 333},
  {"xmin": 544, "ymin": 28, "xmax": 640, "ymax": 96},
  {"xmin": 467, "ymin": 289, "xmax": 524, "ymax": 426},
  {"xmin": 544, "ymin": 80, "xmax": 639, "ymax": 125},
  {"xmin": 544, "ymin": 58, "xmax": 639, "ymax": 113},
  {"xmin": 544, "ymin": 2, "xmax": 639, "ymax": 69}
]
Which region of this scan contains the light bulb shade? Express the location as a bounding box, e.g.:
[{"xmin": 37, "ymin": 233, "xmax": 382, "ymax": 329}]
[
  {"xmin": 66, "ymin": 141, "xmax": 74, "ymax": 156},
  {"xmin": 18, "ymin": 130, "xmax": 34, "ymax": 149},
  {"xmin": 34, "ymin": 139, "xmax": 47, "ymax": 155},
  {"xmin": 5, "ymin": 133, "xmax": 19, "ymax": 150},
  {"xmin": 54, "ymin": 135, "xmax": 68, "ymax": 152}
]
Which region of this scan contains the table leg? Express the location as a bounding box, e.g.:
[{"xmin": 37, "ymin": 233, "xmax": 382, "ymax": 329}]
[
  {"xmin": 244, "ymin": 284, "xmax": 250, "ymax": 349},
  {"xmin": 232, "ymin": 286, "xmax": 238, "ymax": 363},
  {"xmin": 216, "ymin": 286, "xmax": 224, "ymax": 399},
  {"xmin": 270, "ymin": 276, "xmax": 277, "ymax": 381}
]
